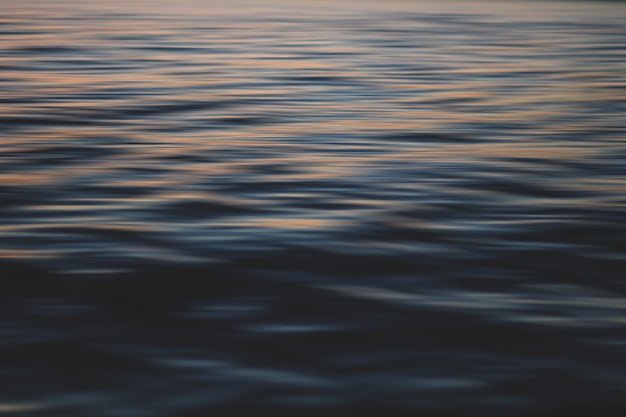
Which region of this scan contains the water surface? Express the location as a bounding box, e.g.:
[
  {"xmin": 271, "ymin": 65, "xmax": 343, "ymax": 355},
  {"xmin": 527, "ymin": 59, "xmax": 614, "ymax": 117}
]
[{"xmin": 1, "ymin": 0, "xmax": 626, "ymax": 415}]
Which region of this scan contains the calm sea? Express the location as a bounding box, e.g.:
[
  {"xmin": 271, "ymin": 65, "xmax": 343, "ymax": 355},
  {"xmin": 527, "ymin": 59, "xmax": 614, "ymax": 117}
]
[{"xmin": 1, "ymin": 0, "xmax": 625, "ymax": 415}]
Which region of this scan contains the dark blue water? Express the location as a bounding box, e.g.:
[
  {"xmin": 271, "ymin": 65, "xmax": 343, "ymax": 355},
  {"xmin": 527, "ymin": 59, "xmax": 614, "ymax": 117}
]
[{"xmin": 1, "ymin": 0, "xmax": 626, "ymax": 415}]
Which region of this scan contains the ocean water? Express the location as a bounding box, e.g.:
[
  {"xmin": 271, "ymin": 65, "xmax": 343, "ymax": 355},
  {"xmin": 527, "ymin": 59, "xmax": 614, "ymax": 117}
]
[{"xmin": 1, "ymin": 0, "xmax": 626, "ymax": 415}]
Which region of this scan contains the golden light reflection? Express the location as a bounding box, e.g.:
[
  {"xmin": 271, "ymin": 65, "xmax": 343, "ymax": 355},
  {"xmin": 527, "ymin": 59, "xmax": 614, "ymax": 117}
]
[
  {"xmin": 0, "ymin": 249, "xmax": 58, "ymax": 259},
  {"xmin": 222, "ymin": 217, "xmax": 353, "ymax": 229}
]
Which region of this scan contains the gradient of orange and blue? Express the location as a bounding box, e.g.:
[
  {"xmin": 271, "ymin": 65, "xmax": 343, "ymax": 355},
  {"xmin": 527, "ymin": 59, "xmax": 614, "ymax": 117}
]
[{"xmin": 1, "ymin": 0, "xmax": 626, "ymax": 416}]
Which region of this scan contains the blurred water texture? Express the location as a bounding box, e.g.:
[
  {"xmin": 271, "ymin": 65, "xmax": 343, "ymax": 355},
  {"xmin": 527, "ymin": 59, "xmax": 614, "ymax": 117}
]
[{"xmin": 1, "ymin": 0, "xmax": 626, "ymax": 415}]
